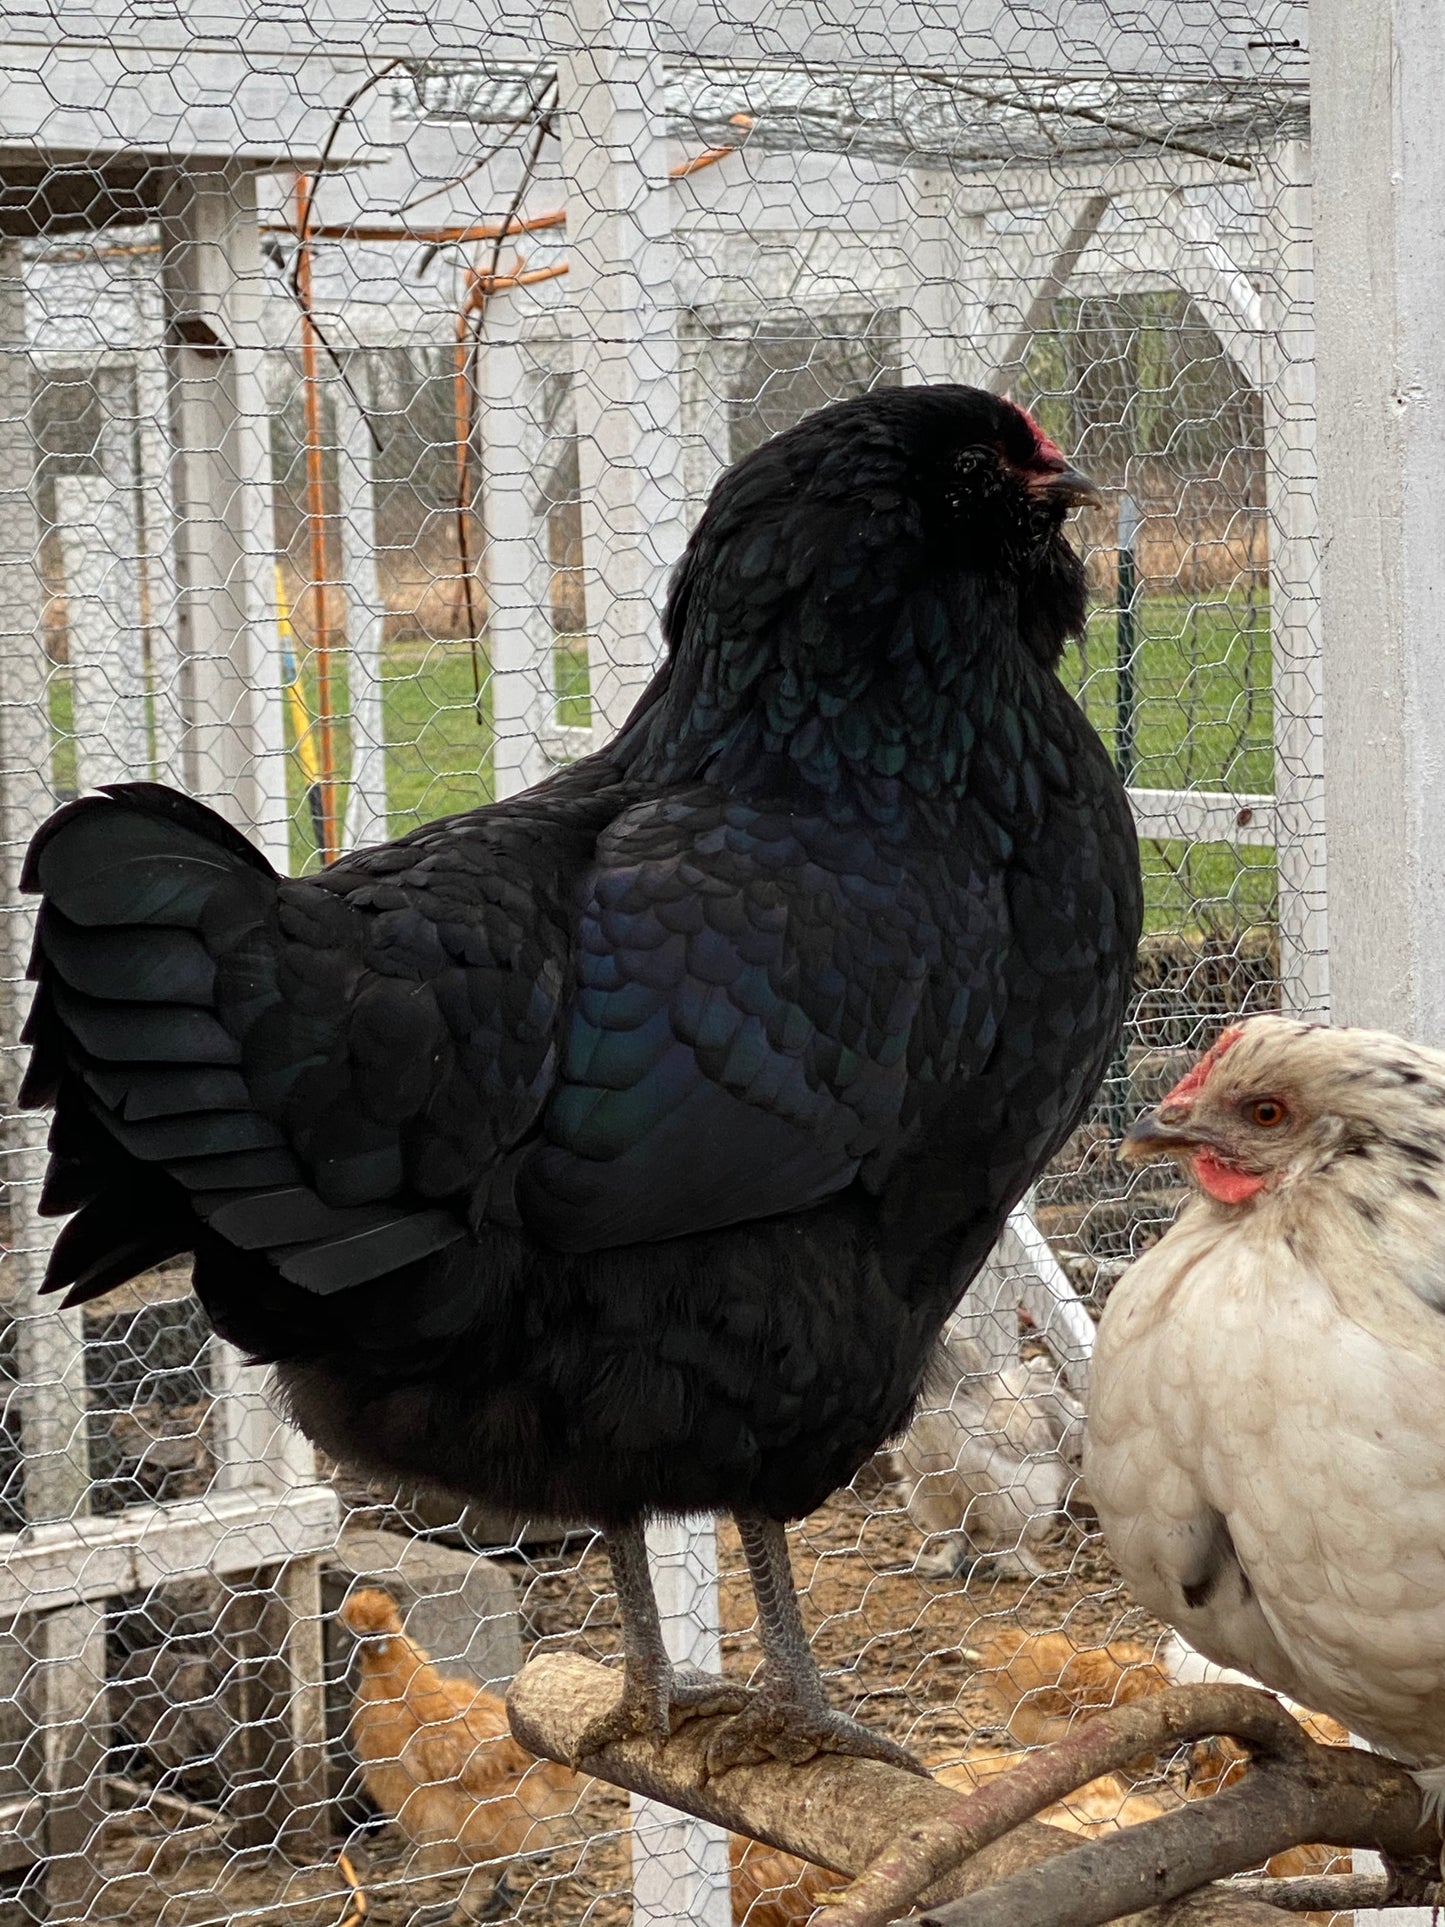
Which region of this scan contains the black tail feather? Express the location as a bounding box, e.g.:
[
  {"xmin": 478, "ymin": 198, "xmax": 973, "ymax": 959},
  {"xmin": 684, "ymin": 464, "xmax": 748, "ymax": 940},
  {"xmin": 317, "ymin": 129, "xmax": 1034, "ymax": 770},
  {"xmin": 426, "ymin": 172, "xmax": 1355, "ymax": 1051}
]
[
  {"xmin": 22, "ymin": 783, "xmax": 468, "ymax": 1313},
  {"xmin": 45, "ymin": 1193, "xmax": 188, "ymax": 1307},
  {"xmin": 21, "ymin": 788, "xmax": 279, "ymax": 1306}
]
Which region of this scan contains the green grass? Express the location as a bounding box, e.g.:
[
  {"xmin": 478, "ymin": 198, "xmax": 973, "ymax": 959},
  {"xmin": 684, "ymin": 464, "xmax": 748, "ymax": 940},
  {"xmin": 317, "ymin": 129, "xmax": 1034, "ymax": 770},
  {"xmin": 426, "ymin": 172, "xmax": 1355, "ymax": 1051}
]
[
  {"xmin": 280, "ymin": 635, "xmax": 592, "ymax": 872},
  {"xmin": 274, "ymin": 638, "xmax": 495, "ymax": 873},
  {"xmin": 375, "ymin": 638, "xmax": 496, "ymax": 832},
  {"xmin": 44, "ymin": 593, "xmax": 1279, "ymax": 939},
  {"xmin": 48, "ymin": 672, "xmax": 76, "ymax": 797},
  {"xmin": 555, "ymin": 636, "xmax": 591, "ymax": 729},
  {"xmin": 1137, "ymin": 840, "xmax": 1276, "ymax": 938},
  {"xmin": 1064, "ymin": 590, "xmax": 1273, "ymax": 795},
  {"xmin": 1064, "ymin": 590, "xmax": 1276, "ymax": 936}
]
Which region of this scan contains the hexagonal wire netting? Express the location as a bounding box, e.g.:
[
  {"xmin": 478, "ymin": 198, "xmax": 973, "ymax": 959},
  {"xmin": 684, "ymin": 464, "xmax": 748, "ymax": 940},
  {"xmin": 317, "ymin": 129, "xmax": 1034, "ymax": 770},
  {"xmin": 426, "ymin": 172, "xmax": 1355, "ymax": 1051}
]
[{"xmin": 0, "ymin": 4, "xmax": 1317, "ymax": 1925}]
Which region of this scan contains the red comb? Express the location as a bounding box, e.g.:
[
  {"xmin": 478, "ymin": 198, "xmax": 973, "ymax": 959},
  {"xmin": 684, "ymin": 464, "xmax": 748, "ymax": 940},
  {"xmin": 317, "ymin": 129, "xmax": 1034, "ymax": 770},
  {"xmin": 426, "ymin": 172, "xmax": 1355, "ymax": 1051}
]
[
  {"xmin": 1012, "ymin": 404, "xmax": 1067, "ymax": 470},
  {"xmin": 1163, "ymin": 1025, "xmax": 1244, "ymax": 1106}
]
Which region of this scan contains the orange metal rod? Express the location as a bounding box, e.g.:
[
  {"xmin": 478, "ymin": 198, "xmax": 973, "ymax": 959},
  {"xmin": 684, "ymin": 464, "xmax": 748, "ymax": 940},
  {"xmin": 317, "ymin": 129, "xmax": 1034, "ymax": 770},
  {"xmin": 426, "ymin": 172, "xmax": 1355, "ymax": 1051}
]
[
  {"xmin": 293, "ymin": 175, "xmax": 338, "ymax": 864},
  {"xmin": 669, "ymin": 114, "xmax": 755, "ymax": 177},
  {"xmin": 458, "ymin": 259, "xmax": 569, "ymax": 321},
  {"xmin": 262, "ymin": 209, "xmax": 568, "ymax": 246},
  {"xmin": 264, "ymin": 118, "xmax": 751, "ymax": 250},
  {"xmin": 452, "ymin": 264, "xmax": 489, "ymax": 683}
]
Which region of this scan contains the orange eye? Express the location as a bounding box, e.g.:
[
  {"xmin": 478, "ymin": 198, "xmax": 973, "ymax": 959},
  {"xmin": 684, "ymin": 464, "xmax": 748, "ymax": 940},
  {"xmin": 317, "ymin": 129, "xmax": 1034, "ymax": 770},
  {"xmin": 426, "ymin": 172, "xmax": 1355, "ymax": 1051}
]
[{"xmin": 1248, "ymin": 1098, "xmax": 1288, "ymax": 1128}]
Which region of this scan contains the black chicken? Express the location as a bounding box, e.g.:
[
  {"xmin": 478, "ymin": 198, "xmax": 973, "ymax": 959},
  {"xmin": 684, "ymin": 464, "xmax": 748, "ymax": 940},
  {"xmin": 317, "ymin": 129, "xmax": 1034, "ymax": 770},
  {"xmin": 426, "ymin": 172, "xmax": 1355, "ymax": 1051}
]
[{"xmin": 21, "ymin": 386, "xmax": 1140, "ymax": 1776}]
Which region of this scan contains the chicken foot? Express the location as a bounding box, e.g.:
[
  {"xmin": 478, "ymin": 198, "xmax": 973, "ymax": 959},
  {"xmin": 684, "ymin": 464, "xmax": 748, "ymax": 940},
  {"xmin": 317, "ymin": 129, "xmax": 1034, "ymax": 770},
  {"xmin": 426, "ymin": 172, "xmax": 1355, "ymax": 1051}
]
[
  {"xmin": 699, "ymin": 1512, "xmax": 925, "ymax": 1780},
  {"xmin": 568, "ymin": 1522, "xmax": 750, "ymax": 1764},
  {"xmin": 571, "ymin": 1515, "xmax": 923, "ymax": 1780}
]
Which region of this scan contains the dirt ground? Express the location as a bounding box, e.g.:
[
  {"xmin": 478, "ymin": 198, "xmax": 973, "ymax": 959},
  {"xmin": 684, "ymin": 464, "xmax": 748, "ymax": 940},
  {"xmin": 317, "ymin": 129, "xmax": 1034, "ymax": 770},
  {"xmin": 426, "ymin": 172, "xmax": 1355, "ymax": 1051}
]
[{"xmin": 79, "ymin": 1469, "xmax": 1167, "ymax": 1927}]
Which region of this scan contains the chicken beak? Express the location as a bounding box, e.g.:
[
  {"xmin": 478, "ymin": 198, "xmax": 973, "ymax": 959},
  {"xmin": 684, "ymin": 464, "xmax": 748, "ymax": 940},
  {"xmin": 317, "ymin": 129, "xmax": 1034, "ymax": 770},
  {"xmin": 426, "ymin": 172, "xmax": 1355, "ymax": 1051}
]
[
  {"xmin": 1031, "ymin": 464, "xmax": 1103, "ymax": 511},
  {"xmin": 1117, "ymin": 1106, "xmax": 1210, "ymax": 1165}
]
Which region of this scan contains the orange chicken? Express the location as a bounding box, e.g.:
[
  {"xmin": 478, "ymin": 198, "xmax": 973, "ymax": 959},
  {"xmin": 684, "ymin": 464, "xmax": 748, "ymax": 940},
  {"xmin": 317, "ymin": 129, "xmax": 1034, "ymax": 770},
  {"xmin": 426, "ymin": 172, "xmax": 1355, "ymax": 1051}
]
[
  {"xmin": 340, "ymin": 1587, "xmax": 582, "ymax": 1904},
  {"xmin": 978, "ymin": 1624, "xmax": 1349, "ymax": 1905},
  {"xmin": 729, "ymin": 1838, "xmax": 844, "ymax": 1925},
  {"xmin": 976, "ymin": 1627, "xmax": 1172, "ymax": 1748}
]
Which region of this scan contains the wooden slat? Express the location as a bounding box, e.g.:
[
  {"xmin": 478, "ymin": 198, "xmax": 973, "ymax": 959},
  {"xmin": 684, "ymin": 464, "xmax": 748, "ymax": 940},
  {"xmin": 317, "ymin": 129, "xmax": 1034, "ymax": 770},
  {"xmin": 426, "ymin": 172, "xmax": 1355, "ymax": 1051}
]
[
  {"xmin": 34, "ymin": 1603, "xmax": 109, "ymax": 1916},
  {"xmin": 0, "ymin": 1483, "xmax": 341, "ymax": 1618},
  {"xmin": 1127, "ymin": 786, "xmax": 1276, "ymax": 848}
]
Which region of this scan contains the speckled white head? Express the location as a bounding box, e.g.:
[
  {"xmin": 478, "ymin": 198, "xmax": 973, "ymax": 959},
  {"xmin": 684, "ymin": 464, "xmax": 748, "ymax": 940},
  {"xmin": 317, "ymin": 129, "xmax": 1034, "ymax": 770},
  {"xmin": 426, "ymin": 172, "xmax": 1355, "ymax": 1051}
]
[{"xmin": 1120, "ymin": 1013, "xmax": 1445, "ymax": 1210}]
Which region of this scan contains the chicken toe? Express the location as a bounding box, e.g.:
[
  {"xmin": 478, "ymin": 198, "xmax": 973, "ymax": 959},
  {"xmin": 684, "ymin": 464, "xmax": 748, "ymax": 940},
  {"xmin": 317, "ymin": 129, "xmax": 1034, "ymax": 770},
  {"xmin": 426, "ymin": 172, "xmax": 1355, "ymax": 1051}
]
[
  {"xmin": 570, "ymin": 1661, "xmax": 752, "ymax": 1762},
  {"xmin": 703, "ymin": 1693, "xmax": 923, "ymax": 1779},
  {"xmin": 709, "ymin": 1512, "xmax": 926, "ymax": 1780}
]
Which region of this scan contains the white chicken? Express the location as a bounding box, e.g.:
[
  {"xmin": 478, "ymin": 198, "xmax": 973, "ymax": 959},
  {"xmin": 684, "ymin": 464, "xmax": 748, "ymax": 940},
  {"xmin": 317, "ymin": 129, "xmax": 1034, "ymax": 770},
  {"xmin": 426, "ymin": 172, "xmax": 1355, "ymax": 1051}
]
[
  {"xmin": 890, "ymin": 1328, "xmax": 1083, "ymax": 1578},
  {"xmin": 1085, "ymin": 1014, "xmax": 1445, "ymax": 1816}
]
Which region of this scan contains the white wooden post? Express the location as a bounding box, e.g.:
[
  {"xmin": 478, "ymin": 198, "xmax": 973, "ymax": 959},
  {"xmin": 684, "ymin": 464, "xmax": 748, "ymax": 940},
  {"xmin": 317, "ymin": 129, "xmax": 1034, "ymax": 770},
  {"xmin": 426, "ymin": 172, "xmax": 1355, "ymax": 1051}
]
[
  {"xmin": 208, "ymin": 1337, "xmax": 333, "ymax": 1855},
  {"xmin": 632, "ymin": 1520, "xmax": 732, "ymax": 1927},
  {"xmin": 159, "ymin": 163, "xmax": 288, "ymax": 870},
  {"xmin": 546, "ymin": 41, "xmax": 724, "ymax": 1903},
  {"xmin": 548, "ymin": 0, "xmax": 690, "ymax": 740},
  {"xmin": 1314, "ymin": 5, "xmax": 1443, "ymax": 1915},
  {"xmin": 1312, "ymin": 0, "xmax": 1445, "ymax": 1044},
  {"xmin": 1257, "ymin": 139, "xmax": 1328, "ymax": 1019},
  {"xmin": 134, "ymin": 330, "xmax": 187, "ymax": 793},
  {"xmin": 0, "ymin": 240, "xmax": 83, "ymax": 1525},
  {"xmin": 335, "ymin": 360, "xmax": 391, "ymax": 850},
  {"xmin": 899, "ymin": 180, "xmax": 998, "ymax": 389},
  {"xmin": 209, "ymin": 1341, "xmax": 319, "ymax": 1497},
  {"xmin": 0, "ymin": 239, "xmax": 110, "ymax": 1918},
  {"xmin": 899, "ymin": 171, "xmax": 970, "ymax": 385},
  {"xmin": 478, "ymin": 324, "xmax": 557, "ymax": 800},
  {"xmin": 55, "ymin": 474, "xmax": 150, "ymax": 789}
]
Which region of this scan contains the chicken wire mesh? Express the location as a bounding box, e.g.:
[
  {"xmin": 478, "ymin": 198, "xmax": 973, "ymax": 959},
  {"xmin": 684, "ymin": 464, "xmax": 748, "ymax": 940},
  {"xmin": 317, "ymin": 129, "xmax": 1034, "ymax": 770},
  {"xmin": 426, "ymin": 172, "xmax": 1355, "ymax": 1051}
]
[{"xmin": 0, "ymin": 3, "xmax": 1319, "ymax": 1924}]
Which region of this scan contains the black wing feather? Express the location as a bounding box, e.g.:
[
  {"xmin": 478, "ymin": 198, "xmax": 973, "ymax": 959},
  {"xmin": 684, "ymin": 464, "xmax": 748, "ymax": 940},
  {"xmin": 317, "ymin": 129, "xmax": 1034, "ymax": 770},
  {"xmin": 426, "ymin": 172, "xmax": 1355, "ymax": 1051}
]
[{"xmin": 519, "ymin": 787, "xmax": 1009, "ymax": 1249}]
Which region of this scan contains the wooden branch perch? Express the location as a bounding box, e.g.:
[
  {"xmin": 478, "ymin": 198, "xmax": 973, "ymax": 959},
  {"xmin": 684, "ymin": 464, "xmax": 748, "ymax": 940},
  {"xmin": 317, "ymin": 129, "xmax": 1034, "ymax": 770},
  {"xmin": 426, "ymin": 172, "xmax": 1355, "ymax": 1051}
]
[
  {"xmin": 829, "ymin": 1686, "xmax": 1312, "ymax": 1927},
  {"xmin": 506, "ymin": 1654, "xmax": 1287, "ymax": 1926},
  {"xmin": 1231, "ymin": 1871, "xmax": 1418, "ymax": 1913},
  {"xmin": 906, "ymin": 1692, "xmax": 1440, "ymax": 1927}
]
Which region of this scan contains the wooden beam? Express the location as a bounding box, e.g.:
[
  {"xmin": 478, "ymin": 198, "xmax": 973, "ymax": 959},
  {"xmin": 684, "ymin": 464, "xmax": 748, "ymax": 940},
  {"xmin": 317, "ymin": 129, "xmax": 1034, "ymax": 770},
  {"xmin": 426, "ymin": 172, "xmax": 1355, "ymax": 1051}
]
[
  {"xmin": 1312, "ymin": 0, "xmax": 1445, "ymax": 1039},
  {"xmin": 549, "ymin": 0, "xmax": 689, "ymax": 741},
  {"xmin": 0, "ymin": 1482, "xmax": 340, "ymax": 1618},
  {"xmin": 1127, "ymin": 788, "xmax": 1276, "ymax": 849},
  {"xmin": 993, "ymin": 194, "xmax": 1111, "ymax": 382}
]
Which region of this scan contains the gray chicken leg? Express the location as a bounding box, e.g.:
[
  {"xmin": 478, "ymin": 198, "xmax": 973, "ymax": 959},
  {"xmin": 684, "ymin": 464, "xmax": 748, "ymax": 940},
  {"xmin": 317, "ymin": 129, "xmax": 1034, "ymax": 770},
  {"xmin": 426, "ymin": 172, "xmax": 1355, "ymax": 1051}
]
[
  {"xmin": 701, "ymin": 1513, "xmax": 924, "ymax": 1779},
  {"xmin": 571, "ymin": 1515, "xmax": 921, "ymax": 1781},
  {"xmin": 567, "ymin": 1522, "xmax": 751, "ymax": 1763}
]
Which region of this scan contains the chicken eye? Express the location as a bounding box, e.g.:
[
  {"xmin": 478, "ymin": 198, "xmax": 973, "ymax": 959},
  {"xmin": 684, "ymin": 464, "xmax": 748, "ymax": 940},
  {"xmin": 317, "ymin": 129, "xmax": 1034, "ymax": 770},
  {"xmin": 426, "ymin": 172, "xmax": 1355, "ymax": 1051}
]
[{"xmin": 1247, "ymin": 1098, "xmax": 1288, "ymax": 1128}]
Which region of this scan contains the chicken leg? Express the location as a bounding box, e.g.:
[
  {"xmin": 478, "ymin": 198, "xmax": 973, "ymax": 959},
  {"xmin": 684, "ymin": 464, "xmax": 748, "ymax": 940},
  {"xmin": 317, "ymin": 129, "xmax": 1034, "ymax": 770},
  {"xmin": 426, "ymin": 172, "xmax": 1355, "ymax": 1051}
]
[
  {"xmin": 699, "ymin": 1512, "xmax": 924, "ymax": 1779},
  {"xmin": 568, "ymin": 1521, "xmax": 751, "ymax": 1763},
  {"xmin": 570, "ymin": 1514, "xmax": 922, "ymax": 1780}
]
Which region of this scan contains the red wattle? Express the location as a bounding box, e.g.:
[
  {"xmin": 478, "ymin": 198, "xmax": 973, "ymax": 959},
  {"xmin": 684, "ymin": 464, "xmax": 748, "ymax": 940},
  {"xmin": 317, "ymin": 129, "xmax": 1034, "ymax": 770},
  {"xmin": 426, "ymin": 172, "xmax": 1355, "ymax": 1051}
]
[{"xmin": 1192, "ymin": 1152, "xmax": 1266, "ymax": 1205}]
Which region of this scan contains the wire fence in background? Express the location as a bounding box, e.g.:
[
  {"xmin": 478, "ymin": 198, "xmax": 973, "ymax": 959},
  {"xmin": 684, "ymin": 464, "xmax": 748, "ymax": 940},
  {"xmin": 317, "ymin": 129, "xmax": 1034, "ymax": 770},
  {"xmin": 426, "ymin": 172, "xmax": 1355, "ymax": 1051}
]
[{"xmin": 0, "ymin": 4, "xmax": 1316, "ymax": 1925}]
